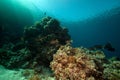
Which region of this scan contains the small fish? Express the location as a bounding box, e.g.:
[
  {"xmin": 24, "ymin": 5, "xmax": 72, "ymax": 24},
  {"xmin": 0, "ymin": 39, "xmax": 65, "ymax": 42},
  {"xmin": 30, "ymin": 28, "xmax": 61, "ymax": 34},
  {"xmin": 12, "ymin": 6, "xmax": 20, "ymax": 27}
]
[{"xmin": 104, "ymin": 43, "xmax": 115, "ymax": 52}]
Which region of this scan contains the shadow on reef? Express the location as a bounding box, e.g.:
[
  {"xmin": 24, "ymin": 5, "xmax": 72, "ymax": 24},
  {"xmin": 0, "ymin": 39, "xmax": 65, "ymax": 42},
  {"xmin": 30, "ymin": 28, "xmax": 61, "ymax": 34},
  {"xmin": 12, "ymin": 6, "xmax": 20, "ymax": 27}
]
[{"xmin": 0, "ymin": 16, "xmax": 120, "ymax": 80}]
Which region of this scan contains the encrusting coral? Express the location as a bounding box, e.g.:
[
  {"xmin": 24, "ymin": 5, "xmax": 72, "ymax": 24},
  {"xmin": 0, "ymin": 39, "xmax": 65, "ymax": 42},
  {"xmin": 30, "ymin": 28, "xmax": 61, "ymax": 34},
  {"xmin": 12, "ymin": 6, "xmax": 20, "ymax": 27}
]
[{"xmin": 50, "ymin": 45, "xmax": 104, "ymax": 80}]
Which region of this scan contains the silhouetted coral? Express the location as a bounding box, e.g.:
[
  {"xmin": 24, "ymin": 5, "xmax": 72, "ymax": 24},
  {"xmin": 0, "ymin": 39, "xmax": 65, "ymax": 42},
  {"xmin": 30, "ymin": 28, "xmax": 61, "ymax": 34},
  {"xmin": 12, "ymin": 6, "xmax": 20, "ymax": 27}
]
[
  {"xmin": 23, "ymin": 16, "xmax": 71, "ymax": 66},
  {"xmin": 0, "ymin": 16, "xmax": 71, "ymax": 69}
]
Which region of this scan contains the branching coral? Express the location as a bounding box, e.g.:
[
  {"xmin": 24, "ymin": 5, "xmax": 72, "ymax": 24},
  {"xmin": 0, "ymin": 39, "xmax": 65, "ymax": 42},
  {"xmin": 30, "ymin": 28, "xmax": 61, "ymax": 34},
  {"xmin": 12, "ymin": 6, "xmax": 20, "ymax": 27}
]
[{"xmin": 50, "ymin": 45, "xmax": 104, "ymax": 80}]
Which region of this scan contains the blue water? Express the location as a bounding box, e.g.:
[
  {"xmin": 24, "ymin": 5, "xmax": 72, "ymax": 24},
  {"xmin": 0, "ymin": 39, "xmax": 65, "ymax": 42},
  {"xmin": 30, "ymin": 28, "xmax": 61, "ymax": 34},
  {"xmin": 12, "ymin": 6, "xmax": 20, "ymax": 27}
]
[{"xmin": 0, "ymin": 0, "xmax": 120, "ymax": 58}]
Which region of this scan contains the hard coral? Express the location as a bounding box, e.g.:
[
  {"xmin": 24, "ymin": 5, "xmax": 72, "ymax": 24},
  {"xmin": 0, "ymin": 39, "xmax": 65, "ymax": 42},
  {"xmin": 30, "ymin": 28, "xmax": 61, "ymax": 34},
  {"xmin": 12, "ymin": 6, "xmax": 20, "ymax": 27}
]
[
  {"xmin": 103, "ymin": 58, "xmax": 120, "ymax": 80},
  {"xmin": 50, "ymin": 45, "xmax": 104, "ymax": 80},
  {"xmin": 23, "ymin": 16, "xmax": 71, "ymax": 67}
]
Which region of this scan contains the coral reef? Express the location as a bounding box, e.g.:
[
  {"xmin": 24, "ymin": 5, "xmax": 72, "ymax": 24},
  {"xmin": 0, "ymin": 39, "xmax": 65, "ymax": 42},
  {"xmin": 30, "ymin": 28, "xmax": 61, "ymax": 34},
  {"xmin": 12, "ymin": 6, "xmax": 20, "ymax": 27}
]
[
  {"xmin": 0, "ymin": 43, "xmax": 31, "ymax": 69},
  {"xmin": 23, "ymin": 16, "xmax": 71, "ymax": 66},
  {"xmin": 0, "ymin": 16, "xmax": 70, "ymax": 69},
  {"xmin": 0, "ymin": 16, "xmax": 120, "ymax": 80},
  {"xmin": 50, "ymin": 45, "xmax": 104, "ymax": 80},
  {"xmin": 28, "ymin": 74, "xmax": 41, "ymax": 80},
  {"xmin": 103, "ymin": 57, "xmax": 120, "ymax": 80},
  {"xmin": 50, "ymin": 45, "xmax": 120, "ymax": 80},
  {"xmin": 21, "ymin": 67, "xmax": 54, "ymax": 80}
]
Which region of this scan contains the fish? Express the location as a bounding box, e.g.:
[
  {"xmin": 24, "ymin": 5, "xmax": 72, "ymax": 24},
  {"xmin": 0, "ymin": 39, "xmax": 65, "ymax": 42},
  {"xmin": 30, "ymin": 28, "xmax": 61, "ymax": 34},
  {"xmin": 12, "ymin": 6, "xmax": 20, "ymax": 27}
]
[
  {"xmin": 88, "ymin": 42, "xmax": 115, "ymax": 52},
  {"xmin": 104, "ymin": 42, "xmax": 115, "ymax": 52}
]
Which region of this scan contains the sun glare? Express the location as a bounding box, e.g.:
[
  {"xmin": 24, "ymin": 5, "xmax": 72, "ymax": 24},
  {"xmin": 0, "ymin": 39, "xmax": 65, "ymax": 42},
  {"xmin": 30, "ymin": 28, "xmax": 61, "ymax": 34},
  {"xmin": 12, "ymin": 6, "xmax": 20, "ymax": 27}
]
[{"xmin": 17, "ymin": 0, "xmax": 48, "ymax": 12}]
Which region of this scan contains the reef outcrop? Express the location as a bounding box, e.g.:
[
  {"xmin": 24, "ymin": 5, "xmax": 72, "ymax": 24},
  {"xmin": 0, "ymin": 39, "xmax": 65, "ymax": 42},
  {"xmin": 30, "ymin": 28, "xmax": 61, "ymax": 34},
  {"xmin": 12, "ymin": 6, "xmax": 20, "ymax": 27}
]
[
  {"xmin": 50, "ymin": 45, "xmax": 104, "ymax": 80},
  {"xmin": 23, "ymin": 16, "xmax": 71, "ymax": 66},
  {"xmin": 0, "ymin": 16, "xmax": 71, "ymax": 68},
  {"xmin": 50, "ymin": 45, "xmax": 120, "ymax": 80},
  {"xmin": 0, "ymin": 16, "xmax": 120, "ymax": 80}
]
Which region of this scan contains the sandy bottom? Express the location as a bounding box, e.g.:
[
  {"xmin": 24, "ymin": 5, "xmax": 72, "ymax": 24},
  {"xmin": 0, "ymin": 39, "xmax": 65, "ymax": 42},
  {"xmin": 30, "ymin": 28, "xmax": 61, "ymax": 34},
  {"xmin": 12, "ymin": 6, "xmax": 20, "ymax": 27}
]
[{"xmin": 0, "ymin": 65, "xmax": 55, "ymax": 80}]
